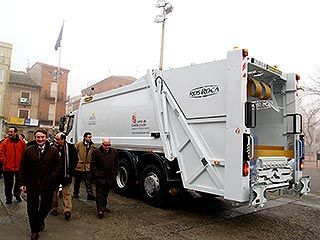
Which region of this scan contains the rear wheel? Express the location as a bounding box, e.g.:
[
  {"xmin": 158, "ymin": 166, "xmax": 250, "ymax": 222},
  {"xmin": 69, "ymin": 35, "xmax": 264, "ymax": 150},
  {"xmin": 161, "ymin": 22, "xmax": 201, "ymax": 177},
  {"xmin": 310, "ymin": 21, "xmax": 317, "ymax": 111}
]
[
  {"xmin": 116, "ymin": 157, "xmax": 134, "ymax": 195},
  {"xmin": 139, "ymin": 164, "xmax": 167, "ymax": 207}
]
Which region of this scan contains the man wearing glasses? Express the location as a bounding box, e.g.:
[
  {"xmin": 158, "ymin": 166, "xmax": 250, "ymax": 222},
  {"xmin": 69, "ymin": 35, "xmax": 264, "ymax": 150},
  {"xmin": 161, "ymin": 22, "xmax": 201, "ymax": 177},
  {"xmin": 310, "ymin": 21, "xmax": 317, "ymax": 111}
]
[{"xmin": 91, "ymin": 137, "xmax": 118, "ymax": 219}]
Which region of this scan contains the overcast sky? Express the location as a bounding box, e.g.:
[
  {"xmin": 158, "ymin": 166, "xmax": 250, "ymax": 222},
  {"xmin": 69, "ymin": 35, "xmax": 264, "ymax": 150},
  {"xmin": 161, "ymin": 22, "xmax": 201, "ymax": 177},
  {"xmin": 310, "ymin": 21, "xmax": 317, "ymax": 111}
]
[{"xmin": 1, "ymin": 0, "xmax": 319, "ymax": 97}]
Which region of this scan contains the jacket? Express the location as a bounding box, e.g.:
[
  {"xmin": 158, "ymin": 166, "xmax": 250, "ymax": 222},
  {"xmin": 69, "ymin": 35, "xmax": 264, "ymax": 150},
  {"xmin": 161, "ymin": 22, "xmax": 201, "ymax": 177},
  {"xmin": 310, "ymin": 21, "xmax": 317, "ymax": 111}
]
[
  {"xmin": 0, "ymin": 136, "xmax": 26, "ymax": 171},
  {"xmin": 18, "ymin": 141, "xmax": 62, "ymax": 193},
  {"xmin": 91, "ymin": 146, "xmax": 118, "ymax": 187},
  {"xmin": 75, "ymin": 141, "xmax": 94, "ymax": 172},
  {"xmin": 58, "ymin": 142, "xmax": 78, "ymax": 186}
]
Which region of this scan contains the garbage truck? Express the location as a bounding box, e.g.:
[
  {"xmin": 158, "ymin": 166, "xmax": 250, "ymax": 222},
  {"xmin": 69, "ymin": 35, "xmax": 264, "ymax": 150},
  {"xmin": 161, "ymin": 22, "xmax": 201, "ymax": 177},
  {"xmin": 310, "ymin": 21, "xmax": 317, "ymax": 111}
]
[{"xmin": 60, "ymin": 48, "xmax": 310, "ymax": 207}]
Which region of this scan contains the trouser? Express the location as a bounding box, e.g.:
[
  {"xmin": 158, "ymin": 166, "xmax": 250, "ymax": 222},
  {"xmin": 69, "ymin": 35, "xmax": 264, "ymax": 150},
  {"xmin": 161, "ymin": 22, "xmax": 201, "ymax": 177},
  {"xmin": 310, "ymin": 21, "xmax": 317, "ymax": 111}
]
[
  {"xmin": 3, "ymin": 171, "xmax": 20, "ymax": 200},
  {"xmin": 52, "ymin": 184, "xmax": 72, "ymax": 213},
  {"xmin": 27, "ymin": 190, "xmax": 53, "ymax": 233},
  {"xmin": 73, "ymin": 171, "xmax": 94, "ymax": 196},
  {"xmin": 95, "ymin": 184, "xmax": 110, "ymax": 212}
]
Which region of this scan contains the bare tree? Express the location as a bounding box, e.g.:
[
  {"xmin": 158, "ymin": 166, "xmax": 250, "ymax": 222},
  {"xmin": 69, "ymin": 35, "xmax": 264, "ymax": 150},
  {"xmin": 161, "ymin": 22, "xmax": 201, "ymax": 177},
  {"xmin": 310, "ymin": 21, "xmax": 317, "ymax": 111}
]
[
  {"xmin": 300, "ymin": 103, "xmax": 320, "ymax": 160},
  {"xmin": 299, "ymin": 67, "xmax": 320, "ymax": 160}
]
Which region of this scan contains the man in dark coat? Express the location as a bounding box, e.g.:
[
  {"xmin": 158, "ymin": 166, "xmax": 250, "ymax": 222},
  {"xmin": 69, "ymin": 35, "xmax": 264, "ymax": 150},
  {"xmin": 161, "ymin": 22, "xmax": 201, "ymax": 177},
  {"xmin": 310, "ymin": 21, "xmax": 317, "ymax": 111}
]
[
  {"xmin": 51, "ymin": 132, "xmax": 78, "ymax": 221},
  {"xmin": 91, "ymin": 137, "xmax": 118, "ymax": 219},
  {"xmin": 19, "ymin": 129, "xmax": 62, "ymax": 240}
]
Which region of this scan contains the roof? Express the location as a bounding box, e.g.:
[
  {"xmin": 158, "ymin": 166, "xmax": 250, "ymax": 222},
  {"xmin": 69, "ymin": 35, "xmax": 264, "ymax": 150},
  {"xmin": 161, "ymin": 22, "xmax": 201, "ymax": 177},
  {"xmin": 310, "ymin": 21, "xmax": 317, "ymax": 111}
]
[
  {"xmin": 94, "ymin": 75, "xmax": 136, "ymax": 85},
  {"xmin": 29, "ymin": 62, "xmax": 70, "ymax": 72},
  {"xmin": 9, "ymin": 70, "xmax": 40, "ymax": 88}
]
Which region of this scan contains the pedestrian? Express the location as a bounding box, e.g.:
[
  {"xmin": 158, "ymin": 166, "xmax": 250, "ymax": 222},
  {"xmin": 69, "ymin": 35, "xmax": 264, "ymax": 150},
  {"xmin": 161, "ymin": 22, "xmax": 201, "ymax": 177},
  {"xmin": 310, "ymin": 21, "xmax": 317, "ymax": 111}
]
[
  {"xmin": 0, "ymin": 126, "xmax": 26, "ymax": 204},
  {"xmin": 73, "ymin": 132, "xmax": 96, "ymax": 200},
  {"xmin": 19, "ymin": 129, "xmax": 62, "ymax": 240},
  {"xmin": 51, "ymin": 132, "xmax": 78, "ymax": 221},
  {"xmin": 19, "ymin": 133, "xmax": 28, "ymax": 144},
  {"xmin": 91, "ymin": 137, "xmax": 118, "ymax": 219}
]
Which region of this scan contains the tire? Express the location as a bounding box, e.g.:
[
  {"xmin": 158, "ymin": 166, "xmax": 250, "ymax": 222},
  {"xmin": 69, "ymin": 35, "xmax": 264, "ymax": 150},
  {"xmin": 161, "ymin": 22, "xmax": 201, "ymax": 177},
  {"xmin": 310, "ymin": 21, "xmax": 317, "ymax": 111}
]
[
  {"xmin": 115, "ymin": 156, "xmax": 134, "ymax": 196},
  {"xmin": 139, "ymin": 164, "xmax": 167, "ymax": 207}
]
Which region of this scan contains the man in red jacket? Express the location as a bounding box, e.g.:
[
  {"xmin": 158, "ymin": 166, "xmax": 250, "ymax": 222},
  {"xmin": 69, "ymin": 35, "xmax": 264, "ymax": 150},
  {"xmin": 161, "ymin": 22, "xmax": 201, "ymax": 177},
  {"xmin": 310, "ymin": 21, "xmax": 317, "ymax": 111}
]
[{"xmin": 0, "ymin": 126, "xmax": 26, "ymax": 204}]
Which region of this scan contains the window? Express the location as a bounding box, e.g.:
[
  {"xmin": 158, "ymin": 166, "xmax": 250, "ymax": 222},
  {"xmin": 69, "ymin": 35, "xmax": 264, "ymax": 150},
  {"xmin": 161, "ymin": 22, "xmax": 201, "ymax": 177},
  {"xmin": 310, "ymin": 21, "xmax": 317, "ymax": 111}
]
[
  {"xmin": 0, "ymin": 51, "xmax": 3, "ymax": 63},
  {"xmin": 20, "ymin": 91, "xmax": 31, "ymax": 103},
  {"xmin": 0, "ymin": 69, "xmax": 3, "ymax": 83},
  {"xmin": 50, "ymin": 82, "xmax": 57, "ymax": 98},
  {"xmin": 19, "ymin": 109, "xmax": 29, "ymax": 119},
  {"xmin": 48, "ymin": 104, "xmax": 55, "ymax": 120}
]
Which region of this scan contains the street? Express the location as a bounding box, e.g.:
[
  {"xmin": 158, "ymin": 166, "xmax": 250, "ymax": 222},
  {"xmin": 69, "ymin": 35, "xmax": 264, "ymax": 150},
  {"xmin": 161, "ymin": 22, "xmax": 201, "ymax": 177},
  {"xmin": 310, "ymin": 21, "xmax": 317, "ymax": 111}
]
[{"xmin": 0, "ymin": 166, "xmax": 319, "ymax": 240}]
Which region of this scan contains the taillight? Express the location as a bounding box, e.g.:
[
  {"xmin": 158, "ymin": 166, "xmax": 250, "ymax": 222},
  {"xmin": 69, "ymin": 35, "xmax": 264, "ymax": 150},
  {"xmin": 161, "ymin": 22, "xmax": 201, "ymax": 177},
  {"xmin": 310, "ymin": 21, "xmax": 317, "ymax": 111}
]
[
  {"xmin": 242, "ymin": 49, "xmax": 248, "ymax": 57},
  {"xmin": 299, "ymin": 160, "xmax": 304, "ymax": 171},
  {"xmin": 243, "ymin": 161, "xmax": 249, "ymax": 177}
]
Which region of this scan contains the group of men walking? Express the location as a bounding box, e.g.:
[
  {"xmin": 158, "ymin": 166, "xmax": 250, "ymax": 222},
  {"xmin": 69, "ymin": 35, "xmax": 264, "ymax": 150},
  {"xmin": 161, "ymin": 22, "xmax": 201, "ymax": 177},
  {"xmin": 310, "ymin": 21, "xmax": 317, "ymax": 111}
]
[{"xmin": 0, "ymin": 127, "xmax": 118, "ymax": 240}]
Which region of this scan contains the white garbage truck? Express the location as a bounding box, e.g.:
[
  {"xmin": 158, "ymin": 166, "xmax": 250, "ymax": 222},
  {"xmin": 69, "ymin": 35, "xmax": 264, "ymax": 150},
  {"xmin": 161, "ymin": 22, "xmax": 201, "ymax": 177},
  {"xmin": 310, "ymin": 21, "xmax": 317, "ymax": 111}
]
[{"xmin": 60, "ymin": 48, "xmax": 310, "ymax": 207}]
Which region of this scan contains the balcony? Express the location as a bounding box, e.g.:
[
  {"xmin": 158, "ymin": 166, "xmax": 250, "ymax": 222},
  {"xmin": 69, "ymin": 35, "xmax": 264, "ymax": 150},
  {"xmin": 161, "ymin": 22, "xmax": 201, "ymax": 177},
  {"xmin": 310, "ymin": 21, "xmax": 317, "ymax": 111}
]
[{"xmin": 19, "ymin": 97, "xmax": 32, "ymax": 106}]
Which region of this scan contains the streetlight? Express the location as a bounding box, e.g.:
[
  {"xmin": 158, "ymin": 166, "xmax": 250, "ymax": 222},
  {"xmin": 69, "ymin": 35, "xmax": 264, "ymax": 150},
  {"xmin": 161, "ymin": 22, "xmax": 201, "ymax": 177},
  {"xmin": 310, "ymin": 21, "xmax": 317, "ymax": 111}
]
[{"xmin": 155, "ymin": 0, "xmax": 173, "ymax": 71}]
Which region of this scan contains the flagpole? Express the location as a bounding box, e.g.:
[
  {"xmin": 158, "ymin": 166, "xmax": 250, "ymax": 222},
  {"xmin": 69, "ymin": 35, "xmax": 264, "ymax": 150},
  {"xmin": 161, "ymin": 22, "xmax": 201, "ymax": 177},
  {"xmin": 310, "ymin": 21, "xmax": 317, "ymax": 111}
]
[{"xmin": 52, "ymin": 20, "xmax": 64, "ymax": 130}]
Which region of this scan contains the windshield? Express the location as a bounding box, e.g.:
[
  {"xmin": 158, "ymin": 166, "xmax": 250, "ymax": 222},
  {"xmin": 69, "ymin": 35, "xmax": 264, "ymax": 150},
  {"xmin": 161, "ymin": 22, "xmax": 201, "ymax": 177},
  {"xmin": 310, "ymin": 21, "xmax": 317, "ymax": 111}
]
[{"xmin": 65, "ymin": 115, "xmax": 74, "ymax": 135}]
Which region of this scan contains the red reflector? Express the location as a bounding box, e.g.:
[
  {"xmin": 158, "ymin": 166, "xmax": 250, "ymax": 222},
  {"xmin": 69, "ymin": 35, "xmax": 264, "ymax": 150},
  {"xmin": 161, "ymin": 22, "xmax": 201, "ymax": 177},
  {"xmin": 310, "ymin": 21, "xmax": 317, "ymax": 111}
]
[
  {"xmin": 242, "ymin": 49, "xmax": 248, "ymax": 57},
  {"xmin": 300, "ymin": 161, "xmax": 304, "ymax": 170},
  {"xmin": 243, "ymin": 161, "xmax": 249, "ymax": 177}
]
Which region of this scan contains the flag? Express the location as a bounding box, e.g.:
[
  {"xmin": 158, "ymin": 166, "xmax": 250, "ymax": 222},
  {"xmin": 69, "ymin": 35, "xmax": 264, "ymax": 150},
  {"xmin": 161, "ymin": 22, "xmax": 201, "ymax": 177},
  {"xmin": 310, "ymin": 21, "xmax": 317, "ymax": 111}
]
[{"xmin": 54, "ymin": 23, "xmax": 64, "ymax": 50}]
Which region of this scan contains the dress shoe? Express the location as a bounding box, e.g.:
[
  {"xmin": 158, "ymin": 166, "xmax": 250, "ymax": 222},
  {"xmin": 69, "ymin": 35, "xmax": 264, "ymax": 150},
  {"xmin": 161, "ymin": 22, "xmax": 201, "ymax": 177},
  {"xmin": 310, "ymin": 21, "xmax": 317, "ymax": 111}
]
[
  {"xmin": 39, "ymin": 222, "xmax": 45, "ymax": 231},
  {"xmin": 64, "ymin": 211, "xmax": 71, "ymax": 221},
  {"xmin": 6, "ymin": 199, "xmax": 12, "ymax": 204},
  {"xmin": 51, "ymin": 209, "xmax": 59, "ymax": 216},
  {"xmin": 31, "ymin": 232, "xmax": 39, "ymax": 240},
  {"xmin": 87, "ymin": 195, "xmax": 96, "ymax": 201},
  {"xmin": 15, "ymin": 196, "xmax": 22, "ymax": 202},
  {"xmin": 97, "ymin": 211, "xmax": 104, "ymax": 219}
]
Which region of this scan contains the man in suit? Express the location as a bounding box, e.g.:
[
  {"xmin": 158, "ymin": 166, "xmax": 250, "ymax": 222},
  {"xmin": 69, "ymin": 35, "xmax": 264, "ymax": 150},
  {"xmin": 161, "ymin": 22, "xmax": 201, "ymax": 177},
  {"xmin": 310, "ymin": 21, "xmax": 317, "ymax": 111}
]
[
  {"xmin": 19, "ymin": 129, "xmax": 62, "ymax": 240},
  {"xmin": 91, "ymin": 137, "xmax": 118, "ymax": 219}
]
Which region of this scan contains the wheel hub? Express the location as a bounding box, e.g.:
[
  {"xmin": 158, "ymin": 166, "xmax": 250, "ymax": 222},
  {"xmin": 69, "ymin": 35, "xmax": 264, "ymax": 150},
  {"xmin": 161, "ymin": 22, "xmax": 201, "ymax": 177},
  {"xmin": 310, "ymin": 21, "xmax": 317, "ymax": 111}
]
[
  {"xmin": 144, "ymin": 173, "xmax": 160, "ymax": 197},
  {"xmin": 116, "ymin": 166, "xmax": 128, "ymax": 188}
]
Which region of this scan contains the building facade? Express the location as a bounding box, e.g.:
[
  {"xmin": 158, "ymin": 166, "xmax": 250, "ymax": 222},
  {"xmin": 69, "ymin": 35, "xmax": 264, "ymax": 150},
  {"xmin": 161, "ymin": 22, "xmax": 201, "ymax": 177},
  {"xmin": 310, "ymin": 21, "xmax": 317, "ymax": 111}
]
[
  {"xmin": 81, "ymin": 76, "xmax": 135, "ymax": 96},
  {"xmin": 5, "ymin": 70, "xmax": 41, "ymax": 140},
  {"xmin": 65, "ymin": 76, "xmax": 135, "ymax": 112},
  {"xmin": 28, "ymin": 62, "xmax": 69, "ymax": 127},
  {"xmin": 0, "ymin": 41, "xmax": 13, "ymax": 138}
]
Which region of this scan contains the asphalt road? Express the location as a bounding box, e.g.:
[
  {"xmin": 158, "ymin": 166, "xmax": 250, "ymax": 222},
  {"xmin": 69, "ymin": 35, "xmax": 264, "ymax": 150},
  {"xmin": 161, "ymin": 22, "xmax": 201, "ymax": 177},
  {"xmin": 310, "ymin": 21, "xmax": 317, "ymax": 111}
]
[{"xmin": 0, "ymin": 166, "xmax": 319, "ymax": 240}]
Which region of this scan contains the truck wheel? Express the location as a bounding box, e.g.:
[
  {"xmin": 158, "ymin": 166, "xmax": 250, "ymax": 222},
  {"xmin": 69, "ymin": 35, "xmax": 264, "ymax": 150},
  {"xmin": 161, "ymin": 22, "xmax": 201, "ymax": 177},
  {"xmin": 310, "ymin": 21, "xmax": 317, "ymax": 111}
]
[
  {"xmin": 139, "ymin": 164, "xmax": 167, "ymax": 207},
  {"xmin": 116, "ymin": 157, "xmax": 134, "ymax": 196}
]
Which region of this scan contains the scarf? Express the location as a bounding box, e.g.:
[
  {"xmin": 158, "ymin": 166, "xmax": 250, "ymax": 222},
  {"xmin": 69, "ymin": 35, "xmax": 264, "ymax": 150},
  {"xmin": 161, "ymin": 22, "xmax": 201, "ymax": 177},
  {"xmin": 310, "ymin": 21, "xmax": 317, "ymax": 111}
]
[{"xmin": 64, "ymin": 143, "xmax": 70, "ymax": 178}]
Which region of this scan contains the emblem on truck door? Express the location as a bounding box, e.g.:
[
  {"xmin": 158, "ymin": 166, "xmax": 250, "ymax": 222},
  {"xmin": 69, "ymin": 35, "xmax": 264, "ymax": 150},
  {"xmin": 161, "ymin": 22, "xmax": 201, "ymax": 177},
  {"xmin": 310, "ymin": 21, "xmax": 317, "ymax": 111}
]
[{"xmin": 189, "ymin": 85, "xmax": 220, "ymax": 98}]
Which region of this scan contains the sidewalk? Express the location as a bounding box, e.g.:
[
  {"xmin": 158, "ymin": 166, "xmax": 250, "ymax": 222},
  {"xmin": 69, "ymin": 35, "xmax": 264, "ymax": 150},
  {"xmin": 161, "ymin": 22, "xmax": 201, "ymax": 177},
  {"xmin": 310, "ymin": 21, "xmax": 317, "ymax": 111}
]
[{"xmin": 0, "ymin": 178, "xmax": 97, "ymax": 240}]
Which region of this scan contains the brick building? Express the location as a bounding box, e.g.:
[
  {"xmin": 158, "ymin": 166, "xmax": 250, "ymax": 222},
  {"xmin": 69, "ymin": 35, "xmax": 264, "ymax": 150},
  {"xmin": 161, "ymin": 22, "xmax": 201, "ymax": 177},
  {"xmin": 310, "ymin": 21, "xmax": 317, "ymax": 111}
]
[
  {"xmin": 81, "ymin": 75, "xmax": 135, "ymax": 96},
  {"xmin": 65, "ymin": 75, "xmax": 136, "ymax": 112},
  {"xmin": 28, "ymin": 62, "xmax": 69, "ymax": 127}
]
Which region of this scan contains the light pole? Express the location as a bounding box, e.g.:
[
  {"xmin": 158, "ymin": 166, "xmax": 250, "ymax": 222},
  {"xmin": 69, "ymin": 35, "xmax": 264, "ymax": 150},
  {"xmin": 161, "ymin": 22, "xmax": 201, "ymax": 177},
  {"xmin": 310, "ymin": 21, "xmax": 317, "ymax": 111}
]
[{"xmin": 155, "ymin": 0, "xmax": 173, "ymax": 71}]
